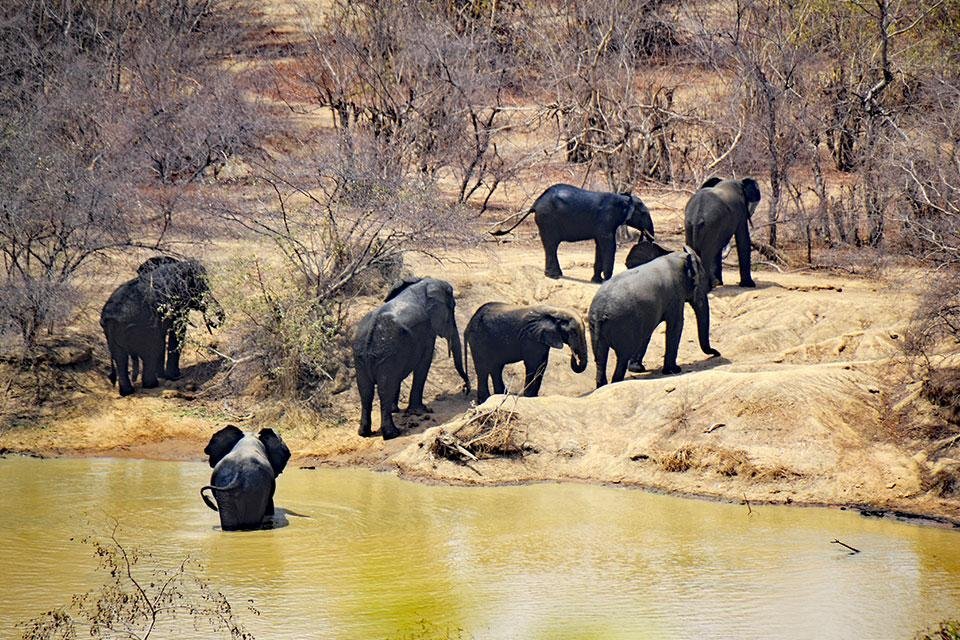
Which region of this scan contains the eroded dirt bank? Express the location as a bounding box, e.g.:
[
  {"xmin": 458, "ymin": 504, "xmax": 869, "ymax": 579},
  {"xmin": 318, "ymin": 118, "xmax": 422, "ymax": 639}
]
[{"xmin": 1, "ymin": 242, "xmax": 958, "ymax": 523}]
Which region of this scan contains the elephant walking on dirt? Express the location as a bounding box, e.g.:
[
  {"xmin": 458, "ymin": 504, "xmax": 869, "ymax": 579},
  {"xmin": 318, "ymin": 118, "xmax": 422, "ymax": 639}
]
[
  {"xmin": 589, "ymin": 247, "xmax": 720, "ymax": 387},
  {"xmin": 491, "ymin": 184, "xmax": 655, "ymax": 282},
  {"xmin": 463, "ymin": 302, "xmax": 588, "ymax": 403},
  {"xmin": 201, "ymin": 425, "xmax": 291, "ymax": 531},
  {"xmin": 684, "ymin": 177, "xmax": 761, "ymax": 289},
  {"xmin": 352, "ymin": 277, "xmax": 470, "ymax": 440}
]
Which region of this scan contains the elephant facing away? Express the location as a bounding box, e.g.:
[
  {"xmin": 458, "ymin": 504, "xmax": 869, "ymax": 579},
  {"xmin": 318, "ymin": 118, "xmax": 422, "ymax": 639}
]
[
  {"xmin": 464, "ymin": 302, "xmax": 588, "ymax": 403},
  {"xmin": 201, "ymin": 425, "xmax": 291, "ymax": 531},
  {"xmin": 492, "ymin": 184, "xmax": 655, "ymax": 282},
  {"xmin": 100, "ymin": 257, "xmax": 223, "ymax": 396},
  {"xmin": 589, "ymin": 247, "xmax": 720, "ymax": 387},
  {"xmin": 353, "ymin": 277, "xmax": 470, "ymax": 440},
  {"xmin": 684, "ymin": 177, "xmax": 761, "ymax": 289}
]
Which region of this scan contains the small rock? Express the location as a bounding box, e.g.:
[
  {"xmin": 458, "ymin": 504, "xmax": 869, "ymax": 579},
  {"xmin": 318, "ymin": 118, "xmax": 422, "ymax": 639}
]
[
  {"xmin": 868, "ymin": 386, "xmax": 880, "ymax": 394},
  {"xmin": 886, "ymin": 482, "xmax": 897, "ymax": 489},
  {"xmin": 890, "ymin": 333, "xmax": 899, "ymax": 340},
  {"xmin": 49, "ymin": 345, "xmax": 92, "ymax": 367},
  {"xmin": 665, "ymin": 386, "xmax": 676, "ymax": 394},
  {"xmin": 161, "ymin": 389, "xmax": 195, "ymax": 400},
  {"xmin": 629, "ymin": 452, "xmax": 650, "ymax": 461}
]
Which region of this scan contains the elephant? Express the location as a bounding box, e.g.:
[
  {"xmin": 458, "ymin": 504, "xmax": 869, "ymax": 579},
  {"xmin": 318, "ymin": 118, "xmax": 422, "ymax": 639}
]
[
  {"xmin": 100, "ymin": 258, "xmax": 223, "ymax": 396},
  {"xmin": 491, "ymin": 184, "xmax": 655, "ymax": 282},
  {"xmin": 684, "ymin": 177, "xmax": 761, "ymax": 289},
  {"xmin": 589, "ymin": 246, "xmax": 720, "ymax": 387},
  {"xmin": 624, "ymin": 239, "xmax": 671, "ymax": 269},
  {"xmin": 463, "ymin": 302, "xmax": 588, "ymax": 403},
  {"xmin": 200, "ymin": 425, "xmax": 291, "ymax": 531},
  {"xmin": 352, "ymin": 277, "xmax": 470, "ymax": 440}
]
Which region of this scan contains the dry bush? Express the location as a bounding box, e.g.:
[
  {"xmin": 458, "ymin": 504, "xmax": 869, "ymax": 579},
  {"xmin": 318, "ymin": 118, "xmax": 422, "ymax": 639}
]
[{"xmin": 430, "ymin": 407, "xmax": 529, "ymax": 461}]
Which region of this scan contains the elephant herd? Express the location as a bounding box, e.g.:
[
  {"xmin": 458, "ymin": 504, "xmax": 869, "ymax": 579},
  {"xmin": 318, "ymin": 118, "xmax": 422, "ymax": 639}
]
[
  {"xmin": 97, "ymin": 176, "xmax": 759, "ymax": 527},
  {"xmin": 352, "ymin": 176, "xmax": 761, "ymax": 439}
]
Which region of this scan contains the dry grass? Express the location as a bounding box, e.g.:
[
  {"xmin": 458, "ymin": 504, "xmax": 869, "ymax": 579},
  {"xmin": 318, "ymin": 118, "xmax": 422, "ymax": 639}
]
[{"xmin": 657, "ymin": 444, "xmax": 802, "ymax": 481}]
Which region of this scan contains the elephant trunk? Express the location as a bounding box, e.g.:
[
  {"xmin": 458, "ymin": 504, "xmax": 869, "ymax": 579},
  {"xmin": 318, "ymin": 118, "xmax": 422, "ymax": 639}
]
[
  {"xmin": 692, "ymin": 294, "xmax": 720, "ymax": 358},
  {"xmin": 446, "ymin": 325, "xmax": 470, "ymax": 393},
  {"xmin": 567, "ymin": 323, "xmax": 589, "ymax": 373}
]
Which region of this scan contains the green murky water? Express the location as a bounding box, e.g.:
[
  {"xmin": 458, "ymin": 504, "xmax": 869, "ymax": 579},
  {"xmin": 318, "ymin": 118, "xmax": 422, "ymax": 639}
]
[{"xmin": 2, "ymin": 457, "xmax": 960, "ymax": 639}]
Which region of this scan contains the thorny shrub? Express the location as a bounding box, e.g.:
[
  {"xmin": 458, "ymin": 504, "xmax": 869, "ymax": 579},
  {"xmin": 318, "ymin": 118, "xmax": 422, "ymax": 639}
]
[{"xmin": 18, "ymin": 524, "xmax": 255, "ymax": 640}]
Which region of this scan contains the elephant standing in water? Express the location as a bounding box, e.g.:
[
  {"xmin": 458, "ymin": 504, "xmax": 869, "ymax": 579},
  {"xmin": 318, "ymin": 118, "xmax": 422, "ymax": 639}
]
[
  {"xmin": 201, "ymin": 425, "xmax": 291, "ymax": 531},
  {"xmin": 491, "ymin": 184, "xmax": 655, "ymax": 282},
  {"xmin": 463, "ymin": 302, "xmax": 588, "ymax": 403},
  {"xmin": 100, "ymin": 257, "xmax": 223, "ymax": 396},
  {"xmin": 589, "ymin": 247, "xmax": 720, "ymax": 387},
  {"xmin": 684, "ymin": 177, "xmax": 761, "ymax": 289},
  {"xmin": 352, "ymin": 277, "xmax": 470, "ymax": 440}
]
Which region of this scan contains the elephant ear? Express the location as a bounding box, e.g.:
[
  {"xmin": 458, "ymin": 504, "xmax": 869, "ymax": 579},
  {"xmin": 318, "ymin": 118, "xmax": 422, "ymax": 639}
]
[
  {"xmin": 522, "ymin": 317, "xmax": 564, "ymax": 349},
  {"xmin": 700, "ymin": 177, "xmax": 723, "ymax": 190},
  {"xmin": 258, "ymin": 428, "xmax": 291, "ymax": 477},
  {"xmin": 424, "ymin": 279, "xmax": 456, "ymax": 335},
  {"xmin": 682, "ymin": 246, "xmax": 702, "ymax": 293},
  {"xmin": 204, "ymin": 425, "xmax": 245, "ymax": 468},
  {"xmin": 384, "ymin": 277, "xmax": 422, "ymax": 302},
  {"xmin": 741, "ymin": 178, "xmax": 761, "ymax": 206}
]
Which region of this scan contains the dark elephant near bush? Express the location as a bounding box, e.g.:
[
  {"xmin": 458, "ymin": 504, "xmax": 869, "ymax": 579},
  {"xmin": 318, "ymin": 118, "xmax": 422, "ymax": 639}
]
[
  {"xmin": 100, "ymin": 257, "xmax": 223, "ymax": 396},
  {"xmin": 464, "ymin": 302, "xmax": 588, "ymax": 403},
  {"xmin": 589, "ymin": 247, "xmax": 719, "ymax": 387},
  {"xmin": 492, "ymin": 184, "xmax": 655, "ymax": 282},
  {"xmin": 201, "ymin": 425, "xmax": 291, "ymax": 531},
  {"xmin": 684, "ymin": 177, "xmax": 761, "ymax": 289},
  {"xmin": 352, "ymin": 277, "xmax": 470, "ymax": 440}
]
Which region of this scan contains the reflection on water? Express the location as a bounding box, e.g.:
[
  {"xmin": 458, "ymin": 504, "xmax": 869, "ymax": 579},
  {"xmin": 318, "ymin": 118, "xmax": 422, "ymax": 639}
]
[{"xmin": 3, "ymin": 457, "xmax": 960, "ymax": 639}]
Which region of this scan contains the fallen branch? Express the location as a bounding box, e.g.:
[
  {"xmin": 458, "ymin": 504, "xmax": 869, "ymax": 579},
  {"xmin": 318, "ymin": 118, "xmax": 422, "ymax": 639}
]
[
  {"xmin": 831, "ymin": 539, "xmax": 861, "ymax": 554},
  {"xmin": 751, "ymin": 240, "xmax": 789, "ymax": 265}
]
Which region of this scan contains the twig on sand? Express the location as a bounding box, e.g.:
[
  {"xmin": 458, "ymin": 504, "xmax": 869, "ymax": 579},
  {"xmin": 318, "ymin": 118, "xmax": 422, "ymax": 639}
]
[
  {"xmin": 742, "ymin": 493, "xmax": 753, "ymax": 516},
  {"xmin": 831, "ymin": 539, "xmax": 861, "ymax": 554}
]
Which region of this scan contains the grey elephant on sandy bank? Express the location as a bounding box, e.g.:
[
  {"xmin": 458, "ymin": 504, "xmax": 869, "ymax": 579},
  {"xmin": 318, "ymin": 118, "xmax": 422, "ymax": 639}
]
[
  {"xmin": 684, "ymin": 177, "xmax": 761, "ymax": 289},
  {"xmin": 491, "ymin": 184, "xmax": 655, "ymax": 282},
  {"xmin": 100, "ymin": 258, "xmax": 223, "ymax": 396},
  {"xmin": 201, "ymin": 425, "xmax": 291, "ymax": 531},
  {"xmin": 463, "ymin": 302, "xmax": 588, "ymax": 403},
  {"xmin": 589, "ymin": 247, "xmax": 719, "ymax": 387},
  {"xmin": 353, "ymin": 277, "xmax": 470, "ymax": 440}
]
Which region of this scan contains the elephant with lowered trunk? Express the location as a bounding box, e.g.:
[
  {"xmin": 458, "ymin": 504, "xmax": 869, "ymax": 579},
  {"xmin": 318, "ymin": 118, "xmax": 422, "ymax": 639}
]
[
  {"xmin": 589, "ymin": 247, "xmax": 720, "ymax": 387},
  {"xmin": 464, "ymin": 302, "xmax": 588, "ymax": 403},
  {"xmin": 352, "ymin": 277, "xmax": 470, "ymax": 440}
]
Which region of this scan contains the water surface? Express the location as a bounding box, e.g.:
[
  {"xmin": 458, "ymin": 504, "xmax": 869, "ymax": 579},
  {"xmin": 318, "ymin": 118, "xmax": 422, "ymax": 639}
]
[{"xmin": 3, "ymin": 457, "xmax": 960, "ymax": 639}]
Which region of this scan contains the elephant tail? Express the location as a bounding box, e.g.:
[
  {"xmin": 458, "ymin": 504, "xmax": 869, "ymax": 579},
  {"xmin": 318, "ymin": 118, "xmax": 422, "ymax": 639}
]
[
  {"xmin": 200, "ymin": 477, "xmax": 241, "ymax": 512},
  {"xmin": 489, "ymin": 208, "xmax": 534, "ymax": 236}
]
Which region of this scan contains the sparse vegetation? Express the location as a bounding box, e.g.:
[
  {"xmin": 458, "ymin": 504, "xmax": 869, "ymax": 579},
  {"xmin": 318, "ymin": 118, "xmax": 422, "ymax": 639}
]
[{"xmin": 18, "ymin": 524, "xmax": 254, "ymax": 640}]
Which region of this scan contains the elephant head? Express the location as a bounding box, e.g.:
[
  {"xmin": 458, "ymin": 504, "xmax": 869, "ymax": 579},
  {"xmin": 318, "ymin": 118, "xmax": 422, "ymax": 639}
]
[
  {"xmin": 141, "ymin": 258, "xmax": 223, "ymax": 329},
  {"xmin": 625, "ymin": 239, "xmax": 671, "ymax": 269},
  {"xmin": 522, "ymin": 310, "xmax": 588, "ymax": 374},
  {"xmin": 621, "ymin": 193, "xmax": 655, "ymax": 240},
  {"xmin": 681, "ymin": 246, "xmax": 721, "ymax": 359},
  {"xmin": 423, "ymin": 278, "xmax": 471, "ymax": 393},
  {"xmin": 204, "ymin": 424, "xmax": 291, "ymax": 477},
  {"xmin": 700, "ymin": 176, "xmax": 761, "ymax": 220}
]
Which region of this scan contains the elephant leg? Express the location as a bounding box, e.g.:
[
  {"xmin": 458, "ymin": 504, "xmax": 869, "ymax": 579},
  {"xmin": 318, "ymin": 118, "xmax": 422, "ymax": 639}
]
[
  {"xmin": 112, "ymin": 347, "xmax": 135, "ymax": 396},
  {"xmin": 491, "ymin": 366, "xmax": 507, "ymax": 395},
  {"xmin": 594, "ymin": 339, "xmax": 610, "ymax": 388},
  {"xmin": 662, "ymin": 309, "xmax": 684, "ymax": 375},
  {"xmin": 594, "ymin": 234, "xmax": 616, "ymax": 282},
  {"xmin": 611, "ymin": 349, "xmax": 630, "ymax": 383},
  {"xmin": 406, "ymin": 344, "xmax": 434, "ymax": 415},
  {"xmin": 735, "ymin": 221, "xmax": 755, "ymax": 287},
  {"xmin": 627, "ymin": 332, "xmax": 652, "ymax": 373},
  {"xmin": 164, "ymin": 326, "xmax": 184, "ymax": 380},
  {"xmin": 378, "ymin": 374, "xmax": 402, "ymax": 440},
  {"xmin": 476, "ymin": 364, "xmax": 492, "ymax": 403},
  {"xmin": 541, "ymin": 232, "xmax": 563, "ymax": 279},
  {"xmin": 714, "ymin": 249, "xmax": 724, "ymax": 286},
  {"xmin": 522, "ymin": 354, "xmax": 548, "ymax": 397},
  {"xmin": 357, "ymin": 369, "xmax": 375, "ymax": 437},
  {"xmin": 141, "ymin": 342, "xmax": 163, "ymax": 389}
]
